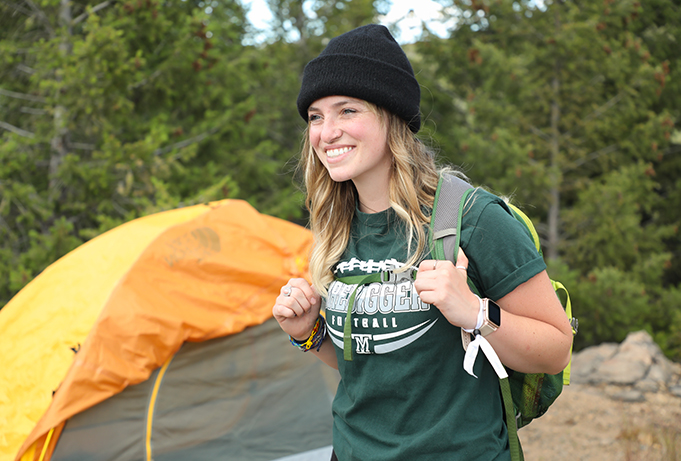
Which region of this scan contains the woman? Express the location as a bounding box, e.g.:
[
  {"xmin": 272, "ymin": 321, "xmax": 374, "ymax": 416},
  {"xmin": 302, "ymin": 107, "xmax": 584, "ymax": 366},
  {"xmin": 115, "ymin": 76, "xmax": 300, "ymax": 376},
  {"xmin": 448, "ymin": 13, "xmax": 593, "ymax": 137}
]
[{"xmin": 272, "ymin": 24, "xmax": 573, "ymax": 461}]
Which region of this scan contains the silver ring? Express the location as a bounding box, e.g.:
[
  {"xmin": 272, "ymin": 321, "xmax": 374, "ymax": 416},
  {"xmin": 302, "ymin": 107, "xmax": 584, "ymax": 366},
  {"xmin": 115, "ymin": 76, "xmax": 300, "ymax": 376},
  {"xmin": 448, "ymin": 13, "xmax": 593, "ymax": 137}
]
[
  {"xmin": 433, "ymin": 261, "xmax": 437, "ymax": 270},
  {"xmin": 456, "ymin": 265, "xmax": 468, "ymax": 271},
  {"xmin": 283, "ymin": 286, "xmax": 292, "ymax": 297}
]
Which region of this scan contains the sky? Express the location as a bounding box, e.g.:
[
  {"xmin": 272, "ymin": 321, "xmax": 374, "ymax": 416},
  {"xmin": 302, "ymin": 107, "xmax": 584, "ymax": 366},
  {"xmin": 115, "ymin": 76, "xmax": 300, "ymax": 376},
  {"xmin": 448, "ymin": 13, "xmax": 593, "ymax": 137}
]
[{"xmin": 241, "ymin": 0, "xmax": 454, "ymax": 44}]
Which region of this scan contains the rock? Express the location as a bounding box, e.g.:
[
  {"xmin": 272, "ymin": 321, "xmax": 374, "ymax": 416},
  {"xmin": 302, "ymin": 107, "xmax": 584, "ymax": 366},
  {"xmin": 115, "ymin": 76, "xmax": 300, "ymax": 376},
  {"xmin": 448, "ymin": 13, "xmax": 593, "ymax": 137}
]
[
  {"xmin": 571, "ymin": 343, "xmax": 618, "ymax": 384},
  {"xmin": 598, "ymin": 335, "xmax": 653, "ymax": 385},
  {"xmin": 647, "ymin": 362, "xmax": 669, "ymax": 382},
  {"xmin": 571, "ymin": 330, "xmax": 681, "ymax": 393},
  {"xmin": 598, "ymin": 356, "xmax": 648, "ymax": 385},
  {"xmin": 670, "ymin": 386, "xmax": 681, "ymax": 398},
  {"xmin": 622, "ymin": 330, "xmax": 662, "ymax": 355},
  {"xmin": 634, "ymin": 378, "xmax": 659, "ymax": 393}
]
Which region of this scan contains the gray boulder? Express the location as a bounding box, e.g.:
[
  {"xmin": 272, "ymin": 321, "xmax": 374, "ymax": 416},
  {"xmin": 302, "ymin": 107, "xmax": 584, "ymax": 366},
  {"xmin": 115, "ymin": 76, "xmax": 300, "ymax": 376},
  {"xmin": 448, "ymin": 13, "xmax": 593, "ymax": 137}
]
[{"xmin": 570, "ymin": 330, "xmax": 681, "ymax": 394}]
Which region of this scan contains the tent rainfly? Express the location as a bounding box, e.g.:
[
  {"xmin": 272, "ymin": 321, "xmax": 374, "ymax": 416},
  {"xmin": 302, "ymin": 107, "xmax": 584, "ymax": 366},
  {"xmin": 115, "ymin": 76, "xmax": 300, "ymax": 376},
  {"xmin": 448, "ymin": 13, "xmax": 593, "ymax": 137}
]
[{"xmin": 0, "ymin": 199, "xmax": 337, "ymax": 461}]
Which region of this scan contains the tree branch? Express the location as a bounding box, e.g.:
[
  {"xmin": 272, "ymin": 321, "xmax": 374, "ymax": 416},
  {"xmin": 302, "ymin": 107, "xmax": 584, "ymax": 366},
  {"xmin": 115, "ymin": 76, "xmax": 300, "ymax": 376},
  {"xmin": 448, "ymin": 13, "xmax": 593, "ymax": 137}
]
[
  {"xmin": 154, "ymin": 126, "xmax": 222, "ymax": 157},
  {"xmin": 129, "ymin": 69, "xmax": 163, "ymax": 90},
  {"xmin": 71, "ymin": 0, "xmax": 113, "ymax": 26},
  {"xmin": 527, "ymin": 124, "xmax": 552, "ymax": 143},
  {"xmin": 582, "ymin": 92, "xmax": 624, "ymax": 124},
  {"xmin": 20, "ymin": 107, "xmax": 48, "ymax": 115},
  {"xmin": 663, "ymin": 145, "xmax": 681, "ymax": 157},
  {"xmin": 2, "ymin": 0, "xmax": 32, "ymax": 16},
  {"xmin": 562, "ymin": 89, "xmax": 629, "ymax": 140},
  {"xmin": 71, "ymin": 142, "xmax": 95, "ymax": 150},
  {"xmin": 17, "ymin": 64, "xmax": 36, "ymax": 75},
  {"xmin": 564, "ymin": 144, "xmax": 618, "ymax": 172},
  {"xmin": 0, "ymin": 87, "xmax": 45, "ymax": 103},
  {"xmin": 23, "ymin": 0, "xmax": 55, "ymax": 37},
  {"xmin": 0, "ymin": 120, "xmax": 35, "ymax": 138}
]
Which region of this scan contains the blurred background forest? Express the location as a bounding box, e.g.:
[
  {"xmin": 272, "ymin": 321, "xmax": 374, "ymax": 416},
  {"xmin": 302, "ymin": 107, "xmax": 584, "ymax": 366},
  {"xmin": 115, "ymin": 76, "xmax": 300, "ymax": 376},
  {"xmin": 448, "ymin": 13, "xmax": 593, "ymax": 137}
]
[{"xmin": 1, "ymin": 0, "xmax": 680, "ymax": 358}]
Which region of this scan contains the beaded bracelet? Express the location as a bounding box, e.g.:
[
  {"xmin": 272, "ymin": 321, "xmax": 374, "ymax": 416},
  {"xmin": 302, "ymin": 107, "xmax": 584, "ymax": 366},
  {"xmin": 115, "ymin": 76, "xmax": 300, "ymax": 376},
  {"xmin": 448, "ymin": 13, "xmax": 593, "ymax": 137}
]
[{"xmin": 289, "ymin": 315, "xmax": 327, "ymax": 352}]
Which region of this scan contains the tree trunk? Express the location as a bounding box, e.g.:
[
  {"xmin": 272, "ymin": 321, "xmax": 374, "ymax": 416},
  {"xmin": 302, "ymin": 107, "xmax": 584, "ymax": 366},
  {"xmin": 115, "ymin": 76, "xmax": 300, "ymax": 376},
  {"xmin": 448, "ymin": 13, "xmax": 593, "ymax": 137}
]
[
  {"xmin": 547, "ymin": 8, "xmax": 562, "ymax": 261},
  {"xmin": 48, "ymin": 0, "xmax": 72, "ymax": 196}
]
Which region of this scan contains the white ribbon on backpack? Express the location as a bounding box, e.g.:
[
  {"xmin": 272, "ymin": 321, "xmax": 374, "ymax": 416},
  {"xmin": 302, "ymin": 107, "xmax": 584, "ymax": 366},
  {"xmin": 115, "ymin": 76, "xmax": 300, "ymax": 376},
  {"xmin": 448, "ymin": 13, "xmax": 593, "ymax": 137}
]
[
  {"xmin": 461, "ymin": 295, "xmax": 508, "ymax": 379},
  {"xmin": 463, "ymin": 333, "xmax": 508, "ymax": 380}
]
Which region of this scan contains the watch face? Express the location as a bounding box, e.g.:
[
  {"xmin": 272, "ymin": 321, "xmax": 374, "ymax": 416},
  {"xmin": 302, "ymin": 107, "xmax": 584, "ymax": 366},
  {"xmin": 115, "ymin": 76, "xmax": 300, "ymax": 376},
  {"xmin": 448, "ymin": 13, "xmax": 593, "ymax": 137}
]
[{"xmin": 488, "ymin": 300, "xmax": 501, "ymax": 326}]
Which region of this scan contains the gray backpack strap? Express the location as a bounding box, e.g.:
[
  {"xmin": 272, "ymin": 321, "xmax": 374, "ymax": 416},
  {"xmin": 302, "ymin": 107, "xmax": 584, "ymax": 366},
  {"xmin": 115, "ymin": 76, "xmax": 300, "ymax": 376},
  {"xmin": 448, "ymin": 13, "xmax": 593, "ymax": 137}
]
[
  {"xmin": 431, "ymin": 174, "xmax": 474, "ymax": 263},
  {"xmin": 433, "ymin": 175, "xmax": 527, "ymax": 461}
]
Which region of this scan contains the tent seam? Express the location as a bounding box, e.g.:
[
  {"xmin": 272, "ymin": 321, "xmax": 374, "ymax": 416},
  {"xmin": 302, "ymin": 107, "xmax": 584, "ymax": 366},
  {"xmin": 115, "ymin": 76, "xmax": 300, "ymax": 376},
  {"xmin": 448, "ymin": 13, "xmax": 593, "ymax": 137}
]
[{"xmin": 145, "ymin": 356, "xmax": 174, "ymax": 461}]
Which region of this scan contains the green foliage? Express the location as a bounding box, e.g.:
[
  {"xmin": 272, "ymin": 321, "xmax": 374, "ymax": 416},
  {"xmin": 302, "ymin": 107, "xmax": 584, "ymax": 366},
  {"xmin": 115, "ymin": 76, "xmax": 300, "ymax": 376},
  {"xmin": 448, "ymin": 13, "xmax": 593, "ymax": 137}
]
[
  {"xmin": 12, "ymin": 217, "xmax": 82, "ymax": 290},
  {"xmin": 562, "ymin": 162, "xmax": 673, "ymax": 276},
  {"xmin": 651, "ymin": 286, "xmax": 681, "ymax": 361},
  {"xmin": 0, "ymin": 0, "xmax": 253, "ymax": 306},
  {"xmin": 571, "ymin": 267, "xmax": 652, "ymax": 349}
]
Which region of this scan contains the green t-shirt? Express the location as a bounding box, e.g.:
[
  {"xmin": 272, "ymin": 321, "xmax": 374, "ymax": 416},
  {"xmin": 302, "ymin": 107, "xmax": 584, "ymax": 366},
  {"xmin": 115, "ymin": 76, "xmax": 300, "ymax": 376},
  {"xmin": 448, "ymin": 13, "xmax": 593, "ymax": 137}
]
[{"xmin": 324, "ymin": 189, "xmax": 546, "ymax": 461}]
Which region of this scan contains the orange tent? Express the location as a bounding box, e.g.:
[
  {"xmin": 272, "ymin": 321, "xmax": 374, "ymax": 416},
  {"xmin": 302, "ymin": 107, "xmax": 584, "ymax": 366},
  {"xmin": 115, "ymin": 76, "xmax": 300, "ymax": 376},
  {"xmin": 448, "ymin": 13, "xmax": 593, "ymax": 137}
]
[{"xmin": 0, "ymin": 199, "xmax": 336, "ymax": 461}]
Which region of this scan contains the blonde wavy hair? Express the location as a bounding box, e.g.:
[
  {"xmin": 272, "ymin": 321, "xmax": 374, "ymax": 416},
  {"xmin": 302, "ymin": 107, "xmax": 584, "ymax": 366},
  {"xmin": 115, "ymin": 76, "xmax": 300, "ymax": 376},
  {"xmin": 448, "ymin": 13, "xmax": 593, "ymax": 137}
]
[{"xmin": 299, "ymin": 102, "xmax": 443, "ymax": 296}]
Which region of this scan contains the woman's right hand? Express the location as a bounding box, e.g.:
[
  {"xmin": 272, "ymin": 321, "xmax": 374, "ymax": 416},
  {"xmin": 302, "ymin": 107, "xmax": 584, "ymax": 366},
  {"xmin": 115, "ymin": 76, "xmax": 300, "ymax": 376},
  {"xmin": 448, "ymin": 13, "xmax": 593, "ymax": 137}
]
[{"xmin": 272, "ymin": 278, "xmax": 322, "ymax": 341}]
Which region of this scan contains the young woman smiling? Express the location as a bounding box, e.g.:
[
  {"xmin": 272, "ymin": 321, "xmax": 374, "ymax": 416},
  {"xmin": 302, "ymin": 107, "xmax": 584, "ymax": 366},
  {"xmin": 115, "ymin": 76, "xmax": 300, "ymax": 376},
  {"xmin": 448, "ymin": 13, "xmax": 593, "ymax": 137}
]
[{"xmin": 272, "ymin": 24, "xmax": 573, "ymax": 461}]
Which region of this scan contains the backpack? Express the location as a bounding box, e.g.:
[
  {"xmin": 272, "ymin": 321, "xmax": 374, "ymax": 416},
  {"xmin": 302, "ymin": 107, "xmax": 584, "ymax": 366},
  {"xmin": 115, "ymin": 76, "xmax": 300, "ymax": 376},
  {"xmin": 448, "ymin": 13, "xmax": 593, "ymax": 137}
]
[{"xmin": 431, "ymin": 173, "xmax": 578, "ymax": 461}]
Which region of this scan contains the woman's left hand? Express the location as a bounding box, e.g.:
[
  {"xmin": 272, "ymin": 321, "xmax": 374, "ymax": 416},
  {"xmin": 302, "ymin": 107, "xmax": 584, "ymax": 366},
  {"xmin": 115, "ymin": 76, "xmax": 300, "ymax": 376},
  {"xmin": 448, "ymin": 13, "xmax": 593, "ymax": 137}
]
[{"xmin": 414, "ymin": 248, "xmax": 480, "ymax": 330}]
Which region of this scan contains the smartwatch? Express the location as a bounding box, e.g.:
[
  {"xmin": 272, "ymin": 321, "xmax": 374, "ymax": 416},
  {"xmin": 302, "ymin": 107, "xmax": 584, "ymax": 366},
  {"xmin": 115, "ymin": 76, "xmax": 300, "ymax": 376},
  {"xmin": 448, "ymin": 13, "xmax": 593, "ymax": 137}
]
[{"xmin": 476, "ymin": 298, "xmax": 501, "ymax": 337}]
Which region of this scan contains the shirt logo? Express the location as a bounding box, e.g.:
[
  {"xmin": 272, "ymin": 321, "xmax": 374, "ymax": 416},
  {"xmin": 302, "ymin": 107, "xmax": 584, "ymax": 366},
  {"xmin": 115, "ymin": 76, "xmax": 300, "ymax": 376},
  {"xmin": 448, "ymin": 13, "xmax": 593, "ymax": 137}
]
[
  {"xmin": 326, "ymin": 257, "xmax": 437, "ymax": 355},
  {"xmin": 326, "ymin": 319, "xmax": 438, "ymax": 354}
]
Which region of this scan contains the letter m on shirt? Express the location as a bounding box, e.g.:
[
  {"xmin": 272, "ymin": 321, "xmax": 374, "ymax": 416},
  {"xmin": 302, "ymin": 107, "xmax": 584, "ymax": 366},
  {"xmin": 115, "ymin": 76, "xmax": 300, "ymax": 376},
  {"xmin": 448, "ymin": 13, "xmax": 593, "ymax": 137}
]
[{"xmin": 352, "ymin": 334, "xmax": 372, "ymax": 354}]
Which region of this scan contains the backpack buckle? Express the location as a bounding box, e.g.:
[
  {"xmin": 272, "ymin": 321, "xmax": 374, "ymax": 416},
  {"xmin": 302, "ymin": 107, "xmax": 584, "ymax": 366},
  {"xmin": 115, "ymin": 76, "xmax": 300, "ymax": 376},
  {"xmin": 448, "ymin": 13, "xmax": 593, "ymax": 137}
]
[
  {"xmin": 570, "ymin": 317, "xmax": 579, "ymax": 334},
  {"xmin": 380, "ymin": 269, "xmax": 417, "ymax": 284}
]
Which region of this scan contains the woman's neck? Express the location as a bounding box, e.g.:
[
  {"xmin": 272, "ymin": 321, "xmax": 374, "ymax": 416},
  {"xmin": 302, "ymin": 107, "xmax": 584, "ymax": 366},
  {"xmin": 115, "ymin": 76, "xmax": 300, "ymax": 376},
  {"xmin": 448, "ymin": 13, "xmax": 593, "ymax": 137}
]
[
  {"xmin": 356, "ymin": 186, "xmax": 391, "ymax": 213},
  {"xmin": 353, "ymin": 167, "xmax": 391, "ymax": 213}
]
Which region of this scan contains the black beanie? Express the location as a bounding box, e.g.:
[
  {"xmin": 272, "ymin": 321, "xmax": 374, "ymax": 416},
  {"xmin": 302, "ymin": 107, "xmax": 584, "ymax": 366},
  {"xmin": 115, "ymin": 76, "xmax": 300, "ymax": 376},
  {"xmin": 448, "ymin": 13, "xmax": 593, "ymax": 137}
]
[{"xmin": 297, "ymin": 24, "xmax": 421, "ymax": 133}]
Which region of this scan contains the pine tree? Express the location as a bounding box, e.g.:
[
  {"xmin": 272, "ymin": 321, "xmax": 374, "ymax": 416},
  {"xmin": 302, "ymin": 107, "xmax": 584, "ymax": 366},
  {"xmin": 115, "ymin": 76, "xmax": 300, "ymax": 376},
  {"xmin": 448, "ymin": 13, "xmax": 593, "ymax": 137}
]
[{"xmin": 0, "ymin": 0, "xmax": 253, "ymax": 306}]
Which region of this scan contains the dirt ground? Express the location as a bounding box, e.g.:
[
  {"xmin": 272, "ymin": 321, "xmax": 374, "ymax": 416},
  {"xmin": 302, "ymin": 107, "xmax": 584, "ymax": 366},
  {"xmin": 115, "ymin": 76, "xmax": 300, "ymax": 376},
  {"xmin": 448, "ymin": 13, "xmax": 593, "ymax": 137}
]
[{"xmin": 518, "ymin": 383, "xmax": 681, "ymax": 461}]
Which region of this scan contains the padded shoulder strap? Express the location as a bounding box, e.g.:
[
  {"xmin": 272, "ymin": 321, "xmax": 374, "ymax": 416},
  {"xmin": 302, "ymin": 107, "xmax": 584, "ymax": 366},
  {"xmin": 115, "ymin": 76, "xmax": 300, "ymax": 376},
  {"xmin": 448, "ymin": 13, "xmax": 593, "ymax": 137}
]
[
  {"xmin": 431, "ymin": 174, "xmax": 474, "ymax": 262},
  {"xmin": 433, "ymin": 175, "xmax": 525, "ymax": 461}
]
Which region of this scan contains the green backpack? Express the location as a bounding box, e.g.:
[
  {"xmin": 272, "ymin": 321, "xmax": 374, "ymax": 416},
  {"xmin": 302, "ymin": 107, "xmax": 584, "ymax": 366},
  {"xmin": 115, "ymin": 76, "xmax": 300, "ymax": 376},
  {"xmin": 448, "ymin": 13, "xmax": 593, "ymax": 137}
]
[{"xmin": 430, "ymin": 173, "xmax": 578, "ymax": 461}]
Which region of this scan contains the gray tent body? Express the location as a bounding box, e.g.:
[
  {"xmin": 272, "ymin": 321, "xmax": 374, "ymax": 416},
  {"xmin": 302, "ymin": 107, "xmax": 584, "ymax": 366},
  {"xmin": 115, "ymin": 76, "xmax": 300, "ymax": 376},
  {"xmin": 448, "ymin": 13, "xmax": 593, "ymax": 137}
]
[{"xmin": 51, "ymin": 319, "xmax": 338, "ymax": 461}]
